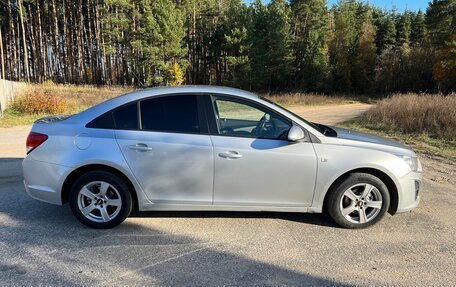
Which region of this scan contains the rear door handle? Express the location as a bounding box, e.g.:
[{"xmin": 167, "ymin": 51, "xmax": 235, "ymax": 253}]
[
  {"xmin": 219, "ymin": 151, "xmax": 243, "ymax": 159},
  {"xmin": 128, "ymin": 143, "xmax": 153, "ymax": 152}
]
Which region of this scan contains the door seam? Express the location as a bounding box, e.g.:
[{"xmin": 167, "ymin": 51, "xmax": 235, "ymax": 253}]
[{"xmin": 209, "ymin": 135, "xmax": 216, "ymax": 205}]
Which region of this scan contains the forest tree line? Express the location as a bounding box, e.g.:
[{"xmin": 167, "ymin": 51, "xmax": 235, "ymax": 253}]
[{"xmin": 0, "ymin": 0, "xmax": 455, "ymax": 93}]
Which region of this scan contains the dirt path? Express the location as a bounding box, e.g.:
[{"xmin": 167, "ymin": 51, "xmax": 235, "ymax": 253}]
[
  {"xmin": 287, "ymin": 102, "xmax": 371, "ymax": 125},
  {"xmin": 0, "ymin": 103, "xmax": 372, "ymax": 159},
  {"xmin": 0, "ymin": 125, "xmax": 30, "ymax": 158}
]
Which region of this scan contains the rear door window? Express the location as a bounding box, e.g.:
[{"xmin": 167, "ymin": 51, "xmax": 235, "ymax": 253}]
[
  {"xmin": 112, "ymin": 102, "xmax": 139, "ymax": 130},
  {"xmin": 140, "ymin": 95, "xmax": 200, "ymax": 133}
]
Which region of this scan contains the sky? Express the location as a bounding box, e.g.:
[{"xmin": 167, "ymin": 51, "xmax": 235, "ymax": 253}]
[
  {"xmin": 327, "ymin": 0, "xmax": 429, "ymax": 12},
  {"xmin": 245, "ymin": 0, "xmax": 429, "ymax": 12}
]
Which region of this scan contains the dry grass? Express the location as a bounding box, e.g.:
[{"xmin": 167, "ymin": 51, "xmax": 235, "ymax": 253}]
[
  {"xmin": 363, "ymin": 93, "xmax": 456, "ymax": 140},
  {"xmin": 29, "ymin": 83, "xmax": 134, "ymax": 112},
  {"xmin": 262, "ymin": 92, "xmax": 359, "ymax": 106},
  {"xmin": 1, "ymin": 85, "xmax": 359, "ymax": 128},
  {"xmin": 0, "ymin": 84, "xmax": 132, "ymax": 128},
  {"xmin": 11, "ymin": 92, "xmax": 67, "ymax": 115}
]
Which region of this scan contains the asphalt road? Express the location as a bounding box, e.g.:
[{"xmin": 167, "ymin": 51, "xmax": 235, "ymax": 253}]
[{"xmin": 1, "ymin": 103, "xmax": 455, "ymax": 286}]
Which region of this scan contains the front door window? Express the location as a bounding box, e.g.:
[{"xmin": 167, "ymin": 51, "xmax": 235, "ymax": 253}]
[{"xmin": 213, "ymin": 98, "xmax": 291, "ymax": 140}]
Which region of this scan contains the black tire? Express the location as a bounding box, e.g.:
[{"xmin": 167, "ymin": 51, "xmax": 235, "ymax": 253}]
[
  {"xmin": 327, "ymin": 173, "xmax": 390, "ymax": 229},
  {"xmin": 69, "ymin": 170, "xmax": 133, "ymax": 229}
]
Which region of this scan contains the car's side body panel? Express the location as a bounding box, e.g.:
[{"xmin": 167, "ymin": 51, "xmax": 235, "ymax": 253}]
[
  {"xmin": 308, "ymin": 142, "xmax": 421, "ymax": 213},
  {"xmin": 211, "ymin": 135, "xmax": 317, "ymax": 207},
  {"xmin": 23, "ymin": 122, "xmax": 151, "ymax": 207},
  {"xmin": 115, "ymin": 130, "xmax": 214, "ymax": 205}
]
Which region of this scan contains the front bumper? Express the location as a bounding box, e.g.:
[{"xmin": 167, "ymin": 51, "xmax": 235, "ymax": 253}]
[
  {"xmin": 22, "ymin": 157, "xmax": 72, "ymax": 205},
  {"xmin": 396, "ymin": 170, "xmax": 422, "ymax": 213}
]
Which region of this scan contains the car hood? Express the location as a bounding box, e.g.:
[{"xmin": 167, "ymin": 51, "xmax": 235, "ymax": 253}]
[{"xmin": 330, "ymin": 126, "xmax": 411, "ymax": 150}]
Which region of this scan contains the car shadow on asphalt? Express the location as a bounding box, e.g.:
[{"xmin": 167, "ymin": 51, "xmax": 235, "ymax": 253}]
[
  {"xmin": 130, "ymin": 210, "xmax": 339, "ymax": 228},
  {"xmin": 0, "ymin": 197, "xmax": 350, "ymax": 286},
  {"xmin": 1, "ymin": 157, "xmax": 350, "ymax": 286}
]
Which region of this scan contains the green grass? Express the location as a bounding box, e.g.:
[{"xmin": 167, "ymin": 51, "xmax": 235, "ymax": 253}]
[{"xmin": 340, "ymin": 117, "xmax": 456, "ymax": 160}]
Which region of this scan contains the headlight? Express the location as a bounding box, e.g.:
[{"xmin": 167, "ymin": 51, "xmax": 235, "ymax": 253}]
[{"xmin": 396, "ymin": 155, "xmax": 419, "ymax": 172}]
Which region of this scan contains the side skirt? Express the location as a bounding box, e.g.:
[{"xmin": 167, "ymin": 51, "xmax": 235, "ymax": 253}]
[{"xmin": 138, "ymin": 203, "xmax": 310, "ymax": 213}]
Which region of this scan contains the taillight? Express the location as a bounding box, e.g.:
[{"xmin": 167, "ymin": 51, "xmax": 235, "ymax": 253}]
[{"xmin": 26, "ymin": 132, "xmax": 48, "ymax": 154}]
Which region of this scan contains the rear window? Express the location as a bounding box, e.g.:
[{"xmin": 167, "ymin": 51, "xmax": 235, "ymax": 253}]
[
  {"xmin": 140, "ymin": 95, "xmax": 200, "ymax": 133},
  {"xmin": 112, "ymin": 102, "xmax": 139, "ymax": 130},
  {"xmin": 86, "ymin": 112, "xmax": 114, "ymax": 129}
]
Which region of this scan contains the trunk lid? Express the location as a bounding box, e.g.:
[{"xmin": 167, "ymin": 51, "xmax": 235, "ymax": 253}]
[{"xmin": 34, "ymin": 114, "xmax": 73, "ymax": 124}]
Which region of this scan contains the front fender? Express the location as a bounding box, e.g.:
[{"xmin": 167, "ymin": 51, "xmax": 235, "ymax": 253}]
[{"xmin": 309, "ymin": 143, "xmax": 410, "ymax": 212}]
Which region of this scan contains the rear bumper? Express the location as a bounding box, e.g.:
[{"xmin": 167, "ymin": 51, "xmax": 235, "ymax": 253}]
[
  {"xmin": 22, "ymin": 157, "xmax": 72, "ymax": 205},
  {"xmin": 396, "ymin": 170, "xmax": 422, "ymax": 213}
]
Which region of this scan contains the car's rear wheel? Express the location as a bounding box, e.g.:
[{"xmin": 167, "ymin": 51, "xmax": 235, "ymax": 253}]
[
  {"xmin": 69, "ymin": 170, "xmax": 132, "ymax": 228},
  {"xmin": 327, "ymin": 173, "xmax": 390, "ymax": 229}
]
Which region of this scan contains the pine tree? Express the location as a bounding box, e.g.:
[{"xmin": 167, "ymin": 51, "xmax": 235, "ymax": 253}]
[
  {"xmin": 396, "ymin": 11, "xmax": 411, "ymax": 55},
  {"xmin": 135, "ymin": 0, "xmax": 186, "ymax": 86},
  {"xmin": 250, "ymin": 0, "xmax": 293, "ymax": 91},
  {"xmin": 291, "ymin": 0, "xmax": 329, "ymax": 91},
  {"xmin": 411, "ymin": 10, "xmax": 427, "ymax": 45},
  {"xmin": 353, "ymin": 8, "xmax": 377, "ymax": 92},
  {"xmin": 219, "ymin": 0, "xmax": 251, "ymax": 88},
  {"xmin": 328, "ymin": 0, "xmax": 358, "ymax": 92},
  {"xmin": 382, "ymin": 15, "xmax": 396, "ymax": 51},
  {"xmin": 427, "ymin": 0, "xmax": 456, "ymax": 91},
  {"xmin": 426, "ymin": 0, "xmax": 456, "ymax": 49}
]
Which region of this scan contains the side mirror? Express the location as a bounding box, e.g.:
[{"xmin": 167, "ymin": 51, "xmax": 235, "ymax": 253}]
[{"xmin": 287, "ymin": 125, "xmax": 305, "ymax": 142}]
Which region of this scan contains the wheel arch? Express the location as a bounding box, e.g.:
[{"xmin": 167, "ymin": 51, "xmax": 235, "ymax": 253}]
[
  {"xmin": 61, "ymin": 164, "xmax": 139, "ymax": 211},
  {"xmin": 323, "ymin": 168, "xmax": 399, "ymax": 215}
]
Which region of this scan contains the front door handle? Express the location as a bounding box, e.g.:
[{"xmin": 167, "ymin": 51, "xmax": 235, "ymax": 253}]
[
  {"xmin": 219, "ymin": 151, "xmax": 243, "ymax": 159},
  {"xmin": 129, "ymin": 143, "xmax": 153, "ymax": 152}
]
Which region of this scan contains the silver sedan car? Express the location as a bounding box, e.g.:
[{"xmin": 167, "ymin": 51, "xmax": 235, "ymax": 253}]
[{"xmin": 22, "ymin": 86, "xmax": 422, "ymax": 229}]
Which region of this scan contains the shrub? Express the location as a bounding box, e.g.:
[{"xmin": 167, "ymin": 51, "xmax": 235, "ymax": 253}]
[
  {"xmin": 363, "ymin": 93, "xmax": 456, "ymax": 140},
  {"xmin": 11, "ymin": 90, "xmax": 67, "ymax": 115}
]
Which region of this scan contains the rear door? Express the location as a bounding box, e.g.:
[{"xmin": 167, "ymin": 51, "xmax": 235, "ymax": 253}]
[
  {"xmin": 208, "ymin": 95, "xmax": 317, "ymax": 207},
  {"xmin": 115, "ymin": 94, "xmax": 214, "ymax": 205}
]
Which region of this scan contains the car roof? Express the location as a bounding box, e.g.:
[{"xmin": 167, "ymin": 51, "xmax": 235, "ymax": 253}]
[{"xmin": 113, "ymin": 85, "xmax": 258, "ymax": 102}]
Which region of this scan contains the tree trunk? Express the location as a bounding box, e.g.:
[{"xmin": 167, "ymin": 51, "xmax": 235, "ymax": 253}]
[
  {"xmin": 26, "ymin": 1, "xmax": 37, "ymax": 81},
  {"xmin": 36, "ymin": 0, "xmax": 47, "ymax": 81},
  {"xmin": 8, "ymin": 0, "xmax": 18, "ymax": 80},
  {"xmin": 0, "ymin": 27, "xmax": 5, "ymax": 79},
  {"xmin": 18, "ymin": 0, "xmax": 30, "ymax": 81},
  {"xmin": 62, "ymin": 0, "xmax": 69, "ymax": 82},
  {"xmin": 51, "ymin": 0, "xmax": 61, "ymax": 81}
]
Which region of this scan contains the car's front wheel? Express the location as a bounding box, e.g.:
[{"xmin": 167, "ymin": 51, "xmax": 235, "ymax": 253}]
[
  {"xmin": 327, "ymin": 173, "xmax": 390, "ymax": 229},
  {"xmin": 69, "ymin": 170, "xmax": 132, "ymax": 229}
]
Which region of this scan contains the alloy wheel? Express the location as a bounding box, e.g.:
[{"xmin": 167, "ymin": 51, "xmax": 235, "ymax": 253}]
[
  {"xmin": 77, "ymin": 181, "xmax": 122, "ymax": 223},
  {"xmin": 339, "ymin": 183, "xmax": 383, "ymax": 224}
]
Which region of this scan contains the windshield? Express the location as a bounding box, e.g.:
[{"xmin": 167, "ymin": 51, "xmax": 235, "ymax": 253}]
[{"xmin": 260, "ymin": 97, "xmax": 326, "ymax": 134}]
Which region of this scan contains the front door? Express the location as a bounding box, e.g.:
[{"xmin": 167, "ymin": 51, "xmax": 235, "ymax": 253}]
[
  {"xmin": 115, "ymin": 95, "xmax": 214, "ymax": 204},
  {"xmin": 209, "ymin": 96, "xmax": 317, "ymax": 207}
]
